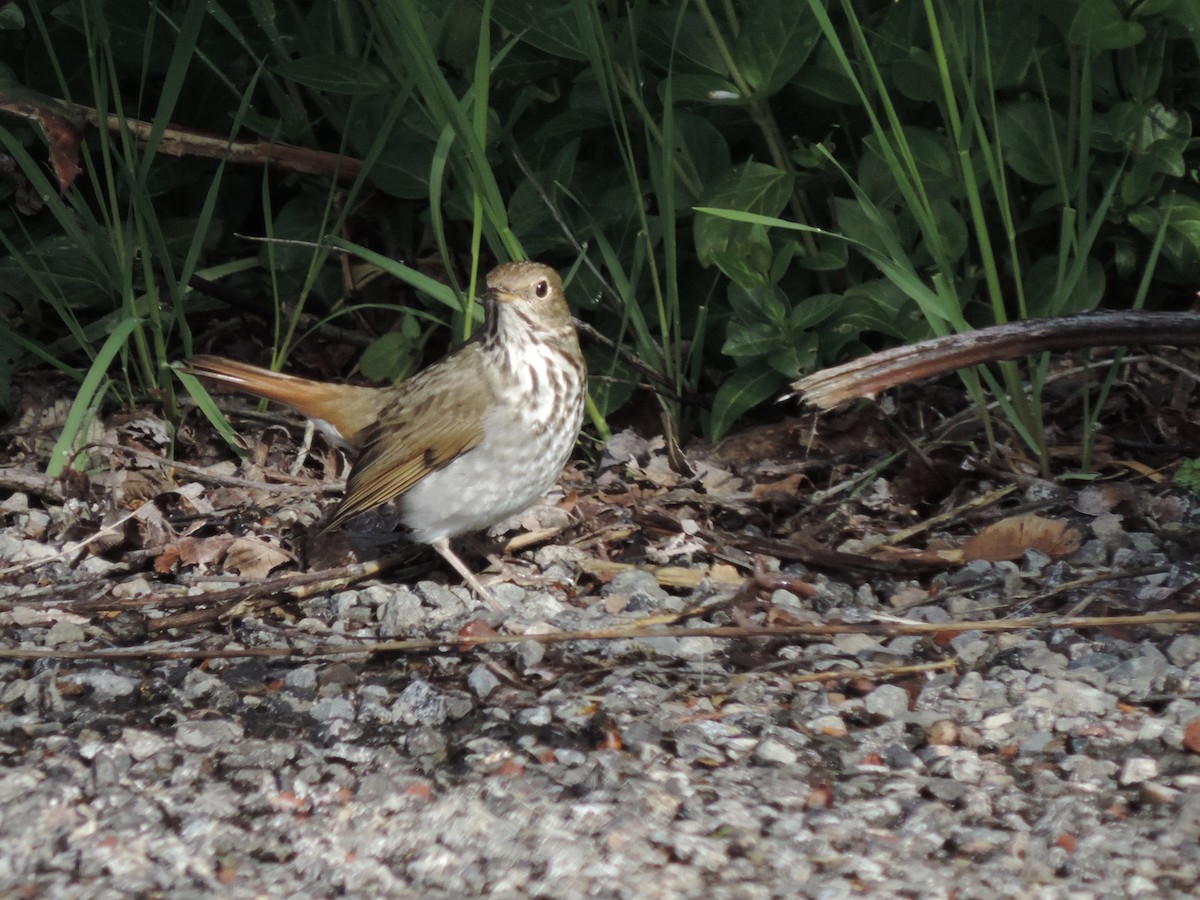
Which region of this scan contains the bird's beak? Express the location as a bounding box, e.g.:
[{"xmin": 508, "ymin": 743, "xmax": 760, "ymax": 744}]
[{"xmin": 483, "ymin": 287, "xmax": 521, "ymax": 304}]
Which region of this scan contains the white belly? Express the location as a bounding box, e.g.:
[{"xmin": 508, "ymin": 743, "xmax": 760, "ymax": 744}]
[{"xmin": 399, "ymin": 392, "xmax": 583, "ymax": 544}]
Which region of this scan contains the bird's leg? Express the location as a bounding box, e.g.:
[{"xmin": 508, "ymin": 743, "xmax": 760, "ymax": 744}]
[{"xmin": 431, "ymin": 536, "xmax": 503, "ymax": 611}]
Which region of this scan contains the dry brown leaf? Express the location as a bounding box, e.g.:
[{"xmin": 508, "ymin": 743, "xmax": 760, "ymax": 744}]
[
  {"xmin": 0, "ymin": 97, "xmax": 84, "ymax": 193},
  {"xmin": 223, "ymin": 537, "xmax": 290, "ymax": 579},
  {"xmin": 962, "ymin": 515, "xmax": 1082, "ymax": 562},
  {"xmin": 751, "ymin": 472, "xmax": 808, "ymax": 500},
  {"xmin": 154, "ymin": 545, "xmax": 181, "ymax": 574},
  {"xmin": 177, "ymin": 535, "xmax": 235, "ymax": 567}
]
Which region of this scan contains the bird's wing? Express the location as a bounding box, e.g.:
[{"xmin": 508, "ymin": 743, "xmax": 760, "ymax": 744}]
[{"xmin": 322, "ymin": 349, "xmax": 493, "ymax": 531}]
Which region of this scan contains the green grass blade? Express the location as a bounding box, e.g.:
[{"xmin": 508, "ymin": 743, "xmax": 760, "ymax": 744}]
[{"xmin": 45, "ymin": 316, "xmax": 142, "ymax": 477}]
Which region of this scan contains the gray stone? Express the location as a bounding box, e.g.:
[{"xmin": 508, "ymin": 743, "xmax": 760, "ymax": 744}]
[
  {"xmin": 1167, "ymin": 634, "xmax": 1200, "ymax": 667},
  {"xmin": 175, "ymin": 719, "xmax": 244, "ymax": 752},
  {"xmin": 467, "ymin": 665, "xmax": 501, "ymax": 699},
  {"xmin": 865, "ymin": 685, "xmax": 910, "ymax": 720},
  {"xmin": 379, "ymin": 587, "xmax": 424, "ymax": 635}
]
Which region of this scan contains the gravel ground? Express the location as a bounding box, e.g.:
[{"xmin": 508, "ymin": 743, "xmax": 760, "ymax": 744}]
[
  {"xmin": 2, "ymin": 536, "xmax": 1199, "ymax": 898},
  {"xmin": 3, "ymin": 409, "xmax": 1200, "ymax": 897}
]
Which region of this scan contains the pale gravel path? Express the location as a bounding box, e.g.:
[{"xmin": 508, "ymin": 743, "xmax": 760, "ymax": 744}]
[{"xmin": 2, "ymin": 545, "xmax": 1199, "ymax": 899}]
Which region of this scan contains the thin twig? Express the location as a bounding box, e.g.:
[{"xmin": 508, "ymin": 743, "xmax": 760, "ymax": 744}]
[{"xmin": 2, "ymin": 609, "xmax": 1196, "ymax": 662}]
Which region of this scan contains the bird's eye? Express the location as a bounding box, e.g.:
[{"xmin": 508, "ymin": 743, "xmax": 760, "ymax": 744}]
[{"xmin": 535, "ymin": 279, "xmax": 549, "ymax": 298}]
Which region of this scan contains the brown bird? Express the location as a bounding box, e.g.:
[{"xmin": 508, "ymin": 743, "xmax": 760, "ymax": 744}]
[{"xmin": 181, "ymin": 261, "xmax": 587, "ymax": 608}]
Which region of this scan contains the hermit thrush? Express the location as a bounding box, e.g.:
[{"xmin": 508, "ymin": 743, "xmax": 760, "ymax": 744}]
[{"xmin": 181, "ymin": 261, "xmax": 587, "ymax": 608}]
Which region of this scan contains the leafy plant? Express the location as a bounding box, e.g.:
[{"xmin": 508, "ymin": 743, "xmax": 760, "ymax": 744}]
[{"xmin": 1, "ymin": 0, "xmax": 1197, "ymax": 462}]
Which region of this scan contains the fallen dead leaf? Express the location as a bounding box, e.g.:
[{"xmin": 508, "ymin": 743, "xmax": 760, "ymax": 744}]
[
  {"xmin": 751, "ymin": 472, "xmax": 808, "ymax": 501},
  {"xmin": 224, "ymin": 536, "xmax": 291, "ymax": 579},
  {"xmin": 962, "ymin": 515, "xmax": 1082, "ymax": 562},
  {"xmin": 154, "ymin": 544, "xmax": 181, "ymax": 574},
  {"xmin": 177, "ymin": 535, "xmax": 236, "ymax": 568}
]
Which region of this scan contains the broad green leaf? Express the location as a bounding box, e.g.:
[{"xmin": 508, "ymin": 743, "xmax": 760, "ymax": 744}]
[
  {"xmin": 892, "ymin": 49, "xmax": 942, "ymax": 103},
  {"xmin": 695, "ymin": 162, "xmax": 794, "ymax": 284},
  {"xmin": 710, "ymin": 363, "xmax": 786, "ymax": 441},
  {"xmin": 860, "ymin": 127, "xmax": 958, "ymax": 203},
  {"xmin": 997, "ymin": 101, "xmax": 1068, "ymax": 186},
  {"xmin": 707, "ymin": 230, "xmax": 774, "ymax": 289},
  {"xmin": 1160, "ymin": 0, "xmax": 1200, "ymax": 57},
  {"xmin": 722, "ymin": 322, "xmax": 780, "ymax": 358},
  {"xmin": 789, "ymin": 293, "xmax": 842, "ymax": 330},
  {"xmin": 930, "ymin": 197, "xmax": 969, "ymax": 265},
  {"xmin": 831, "ymin": 280, "xmax": 925, "ymax": 342},
  {"xmin": 671, "ymin": 112, "xmax": 732, "ymax": 193},
  {"xmin": 371, "ymin": 139, "xmax": 436, "ymax": 199},
  {"xmin": 982, "ymin": 3, "xmax": 1040, "ymax": 88},
  {"xmin": 1129, "ymin": 195, "xmax": 1200, "ymax": 274},
  {"xmin": 274, "ymin": 56, "xmax": 395, "ymax": 94},
  {"xmin": 489, "ymin": 0, "xmax": 588, "ymax": 60},
  {"xmin": 1023, "ymin": 255, "xmax": 1105, "ymax": 317},
  {"xmin": 359, "ymin": 331, "xmax": 419, "ymax": 382},
  {"xmin": 668, "ymin": 73, "xmax": 747, "ymax": 105},
  {"xmin": 0, "ymin": 4, "xmax": 24, "ymax": 29},
  {"xmin": 767, "ymin": 332, "xmax": 818, "ymax": 378},
  {"xmin": 796, "ymin": 235, "xmax": 849, "ymax": 271},
  {"xmin": 641, "ymin": 7, "xmax": 726, "ymax": 75},
  {"xmin": 1069, "ymin": 0, "xmax": 1147, "ymax": 51},
  {"xmin": 734, "ymin": 0, "xmax": 823, "ymax": 97},
  {"xmin": 800, "ymin": 40, "xmax": 859, "ymax": 104},
  {"xmin": 833, "ymin": 197, "xmax": 899, "ymax": 259},
  {"xmin": 728, "ymin": 282, "xmax": 788, "ymax": 326}
]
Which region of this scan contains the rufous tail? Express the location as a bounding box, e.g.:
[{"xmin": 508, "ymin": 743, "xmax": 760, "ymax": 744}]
[{"xmin": 181, "ymin": 355, "xmax": 378, "ymax": 443}]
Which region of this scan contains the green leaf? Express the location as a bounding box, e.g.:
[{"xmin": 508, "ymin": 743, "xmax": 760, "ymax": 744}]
[
  {"xmin": 1068, "ymin": 0, "xmax": 1147, "ymax": 51},
  {"xmin": 833, "ymin": 197, "xmax": 899, "ymax": 258},
  {"xmin": 727, "ymin": 282, "xmax": 788, "ymax": 326},
  {"xmin": 694, "ymin": 162, "xmax": 794, "ymax": 285},
  {"xmin": 795, "ymin": 235, "xmax": 849, "ymax": 271},
  {"xmin": 489, "ymin": 0, "xmax": 589, "ymax": 60},
  {"xmin": 1128, "ymin": 195, "xmax": 1200, "ymax": 274},
  {"xmin": 789, "ymin": 294, "xmax": 842, "ymax": 330},
  {"xmin": 1173, "ymin": 458, "xmax": 1200, "ymax": 492},
  {"xmin": 668, "ymin": 73, "xmax": 747, "ymax": 105},
  {"xmin": 930, "ymin": 197, "xmax": 969, "ymax": 265},
  {"xmin": 46, "ymin": 317, "xmax": 142, "ymax": 478},
  {"xmin": 359, "ymin": 331, "xmax": 418, "ymax": 382},
  {"xmin": 734, "ymin": 0, "xmax": 823, "ymax": 97},
  {"xmin": 767, "ymin": 332, "xmax": 818, "ymax": 377},
  {"xmin": 274, "ymin": 56, "xmax": 395, "ymax": 94},
  {"xmin": 721, "ymin": 321, "xmax": 780, "ymax": 358},
  {"xmin": 997, "ymin": 101, "xmax": 1068, "ymax": 186},
  {"xmin": 642, "ymin": 7, "xmax": 727, "ymax": 75},
  {"xmin": 0, "ymin": 4, "xmax": 24, "ymax": 29},
  {"xmin": 982, "ymin": 3, "xmax": 1040, "ymax": 88},
  {"xmin": 327, "ymin": 237, "xmax": 465, "ymax": 313},
  {"xmin": 1023, "ymin": 255, "xmax": 1105, "ymax": 317},
  {"xmin": 892, "ymin": 49, "xmax": 942, "ymax": 103},
  {"xmin": 710, "ymin": 364, "xmax": 786, "ymax": 441},
  {"xmin": 1161, "ymin": 0, "xmax": 1200, "ymax": 57},
  {"xmin": 831, "ymin": 280, "xmax": 924, "ymax": 342},
  {"xmin": 371, "ymin": 136, "xmax": 436, "ymax": 199},
  {"xmin": 860, "ymin": 127, "xmax": 958, "ymax": 202}
]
